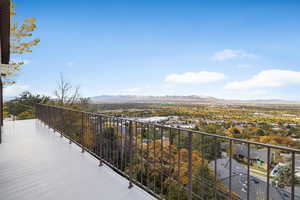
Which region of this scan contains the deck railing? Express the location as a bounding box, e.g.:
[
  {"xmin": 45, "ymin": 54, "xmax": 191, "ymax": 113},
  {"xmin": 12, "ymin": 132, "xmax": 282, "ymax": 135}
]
[{"xmin": 36, "ymin": 104, "xmax": 300, "ymax": 200}]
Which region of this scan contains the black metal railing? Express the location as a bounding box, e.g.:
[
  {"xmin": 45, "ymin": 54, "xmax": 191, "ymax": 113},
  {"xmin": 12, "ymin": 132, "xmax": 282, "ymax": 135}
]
[{"xmin": 36, "ymin": 104, "xmax": 300, "ymax": 200}]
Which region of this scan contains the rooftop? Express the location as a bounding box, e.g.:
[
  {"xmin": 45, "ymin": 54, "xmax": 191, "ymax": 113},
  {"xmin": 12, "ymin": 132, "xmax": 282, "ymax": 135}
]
[
  {"xmin": 0, "ymin": 119, "xmax": 154, "ymax": 200},
  {"xmin": 209, "ymin": 158, "xmax": 300, "ymax": 200}
]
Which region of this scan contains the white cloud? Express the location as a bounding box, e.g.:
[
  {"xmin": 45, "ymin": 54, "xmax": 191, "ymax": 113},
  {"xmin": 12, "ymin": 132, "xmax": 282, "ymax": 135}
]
[
  {"xmin": 236, "ymin": 64, "xmax": 255, "ymax": 69},
  {"xmin": 123, "ymin": 88, "xmax": 142, "ymax": 93},
  {"xmin": 4, "ymin": 84, "xmax": 30, "ymax": 98},
  {"xmin": 225, "ymin": 69, "xmax": 300, "ymax": 90},
  {"xmin": 222, "ymin": 89, "xmax": 269, "ymax": 100},
  {"xmin": 211, "ymin": 49, "xmax": 255, "ymax": 61},
  {"xmin": 66, "ymin": 62, "xmax": 74, "ymax": 67},
  {"xmin": 164, "ymin": 71, "xmax": 226, "ymax": 84}
]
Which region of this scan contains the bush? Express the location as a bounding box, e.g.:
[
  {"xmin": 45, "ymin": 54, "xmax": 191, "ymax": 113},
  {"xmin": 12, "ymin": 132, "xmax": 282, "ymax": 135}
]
[{"xmin": 17, "ymin": 111, "xmax": 34, "ymax": 120}]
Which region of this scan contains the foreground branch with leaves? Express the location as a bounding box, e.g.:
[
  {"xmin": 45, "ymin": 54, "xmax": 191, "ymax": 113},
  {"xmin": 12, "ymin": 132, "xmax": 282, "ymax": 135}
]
[{"xmin": 2, "ymin": 1, "xmax": 40, "ymax": 84}]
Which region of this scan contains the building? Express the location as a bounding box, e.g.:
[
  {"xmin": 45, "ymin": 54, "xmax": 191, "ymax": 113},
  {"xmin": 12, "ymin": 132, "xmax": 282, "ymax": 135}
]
[{"xmin": 221, "ymin": 142, "xmax": 274, "ymax": 170}]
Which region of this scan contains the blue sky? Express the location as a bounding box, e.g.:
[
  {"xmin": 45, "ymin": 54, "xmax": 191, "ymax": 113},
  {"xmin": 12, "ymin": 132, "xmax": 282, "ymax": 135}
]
[{"xmin": 5, "ymin": 0, "xmax": 300, "ymax": 100}]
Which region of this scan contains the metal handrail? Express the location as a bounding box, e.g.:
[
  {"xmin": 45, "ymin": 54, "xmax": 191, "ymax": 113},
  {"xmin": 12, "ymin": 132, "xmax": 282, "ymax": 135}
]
[
  {"xmin": 38, "ymin": 104, "xmax": 300, "ymax": 153},
  {"xmin": 36, "ymin": 104, "xmax": 300, "ymax": 200}
]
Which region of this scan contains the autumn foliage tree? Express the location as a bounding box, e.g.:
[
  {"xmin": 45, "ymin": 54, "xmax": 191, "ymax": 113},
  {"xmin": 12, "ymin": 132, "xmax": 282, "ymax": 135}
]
[
  {"xmin": 251, "ymin": 135, "xmax": 294, "ymax": 147},
  {"xmin": 2, "ymin": 1, "xmax": 40, "ymax": 84},
  {"xmin": 130, "ymin": 138, "xmax": 238, "ymax": 199}
]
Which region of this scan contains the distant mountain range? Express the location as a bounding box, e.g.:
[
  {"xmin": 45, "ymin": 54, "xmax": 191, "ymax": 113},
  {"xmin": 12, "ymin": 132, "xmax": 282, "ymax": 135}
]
[{"xmin": 90, "ymin": 95, "xmax": 300, "ymax": 105}]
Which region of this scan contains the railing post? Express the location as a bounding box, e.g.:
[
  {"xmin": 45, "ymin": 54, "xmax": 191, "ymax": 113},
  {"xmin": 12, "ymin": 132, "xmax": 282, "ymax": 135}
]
[
  {"xmin": 81, "ymin": 112, "xmax": 85, "ymax": 153},
  {"xmin": 50, "ymin": 106, "xmax": 52, "ymax": 129},
  {"xmin": 37, "ymin": 104, "xmax": 39, "ymax": 120},
  {"xmin": 187, "ymin": 131, "xmax": 193, "ymax": 200},
  {"xmin": 93, "ymin": 114, "xmax": 97, "ymax": 154},
  {"xmin": 292, "ymin": 152, "xmax": 295, "ymax": 200},
  {"xmin": 266, "ymin": 147, "xmax": 270, "ymax": 200},
  {"xmin": 201, "ymin": 134, "xmax": 204, "ymax": 200},
  {"xmin": 229, "ymin": 140, "xmax": 232, "ymax": 200},
  {"xmin": 69, "ymin": 110, "xmax": 72, "ymax": 144},
  {"xmin": 46, "ymin": 106, "xmax": 48, "ymax": 126},
  {"xmin": 99, "ymin": 116, "xmax": 103, "ymax": 167},
  {"xmin": 60, "ymin": 108, "xmax": 64, "ymax": 138},
  {"xmin": 49, "ymin": 106, "xmax": 52, "ymax": 129},
  {"xmin": 53, "ymin": 107, "xmax": 55, "ymax": 131},
  {"xmin": 34, "ymin": 104, "xmax": 37, "ymax": 120},
  {"xmin": 49, "ymin": 106, "xmax": 51, "ymax": 128},
  {"xmin": 0, "ymin": 122, "xmax": 2, "ymax": 144},
  {"xmin": 51, "ymin": 106, "xmax": 54, "ymax": 131},
  {"xmin": 47, "ymin": 106, "xmax": 49, "ymax": 127},
  {"xmin": 247, "ymin": 143, "xmax": 250, "ymax": 200},
  {"xmin": 214, "ymin": 137, "xmax": 217, "ymax": 199},
  {"xmin": 128, "ymin": 121, "xmax": 133, "ymax": 189}
]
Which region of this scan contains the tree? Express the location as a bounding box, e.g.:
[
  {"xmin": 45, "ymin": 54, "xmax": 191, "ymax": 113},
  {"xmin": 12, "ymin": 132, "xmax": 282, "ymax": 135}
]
[
  {"xmin": 2, "ymin": 2, "xmax": 40, "ymax": 84},
  {"xmin": 4, "ymin": 91, "xmax": 49, "ymax": 119},
  {"xmin": 79, "ymin": 97, "xmax": 91, "ymax": 110},
  {"xmin": 130, "ymin": 139, "xmax": 238, "ymax": 199},
  {"xmin": 54, "ymin": 74, "xmax": 80, "ymax": 106},
  {"xmin": 16, "ymin": 110, "xmax": 33, "ymax": 120},
  {"xmin": 226, "ymin": 127, "xmax": 241, "ymax": 138},
  {"xmin": 273, "ymin": 164, "xmax": 300, "ymax": 187},
  {"xmin": 251, "ymin": 135, "xmax": 294, "ymax": 147}
]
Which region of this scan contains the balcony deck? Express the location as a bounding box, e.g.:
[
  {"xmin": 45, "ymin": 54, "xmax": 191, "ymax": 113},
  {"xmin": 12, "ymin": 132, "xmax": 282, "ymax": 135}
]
[{"xmin": 0, "ymin": 119, "xmax": 155, "ymax": 200}]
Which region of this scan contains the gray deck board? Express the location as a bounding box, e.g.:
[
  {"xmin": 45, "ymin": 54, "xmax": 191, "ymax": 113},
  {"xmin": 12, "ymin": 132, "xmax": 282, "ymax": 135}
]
[{"xmin": 0, "ymin": 120, "xmax": 154, "ymax": 200}]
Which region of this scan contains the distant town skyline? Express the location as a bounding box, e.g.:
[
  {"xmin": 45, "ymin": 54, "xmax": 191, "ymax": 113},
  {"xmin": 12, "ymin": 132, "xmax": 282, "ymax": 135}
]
[{"xmin": 6, "ymin": 0, "xmax": 300, "ymax": 100}]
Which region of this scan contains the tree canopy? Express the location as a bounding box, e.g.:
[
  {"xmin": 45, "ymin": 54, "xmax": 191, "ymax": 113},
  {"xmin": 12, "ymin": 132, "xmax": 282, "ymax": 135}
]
[
  {"xmin": 4, "ymin": 91, "xmax": 49, "ymax": 120},
  {"xmin": 2, "ymin": 1, "xmax": 40, "ymax": 84}
]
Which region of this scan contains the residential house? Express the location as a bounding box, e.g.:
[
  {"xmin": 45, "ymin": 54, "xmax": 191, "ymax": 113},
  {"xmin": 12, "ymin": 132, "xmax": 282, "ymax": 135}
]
[
  {"xmin": 221, "ymin": 143, "xmax": 274, "ymax": 170},
  {"xmin": 209, "ymin": 158, "xmax": 299, "ymax": 200}
]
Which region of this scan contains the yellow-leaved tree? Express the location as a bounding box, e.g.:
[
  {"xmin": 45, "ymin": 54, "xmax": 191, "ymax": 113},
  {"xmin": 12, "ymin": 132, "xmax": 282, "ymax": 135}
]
[{"xmin": 3, "ymin": 1, "xmax": 40, "ymax": 83}]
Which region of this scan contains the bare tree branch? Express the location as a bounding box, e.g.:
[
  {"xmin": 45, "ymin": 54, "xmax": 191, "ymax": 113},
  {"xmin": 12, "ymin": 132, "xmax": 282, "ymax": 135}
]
[{"xmin": 54, "ymin": 74, "xmax": 80, "ymax": 106}]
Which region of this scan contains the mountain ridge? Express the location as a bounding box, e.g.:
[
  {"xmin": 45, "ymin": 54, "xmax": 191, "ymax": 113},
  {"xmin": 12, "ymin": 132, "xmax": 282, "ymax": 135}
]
[{"xmin": 90, "ymin": 95, "xmax": 300, "ymax": 105}]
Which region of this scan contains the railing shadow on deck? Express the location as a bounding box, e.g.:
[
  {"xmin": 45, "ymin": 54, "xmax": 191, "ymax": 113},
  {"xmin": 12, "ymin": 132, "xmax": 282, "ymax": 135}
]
[{"xmin": 36, "ymin": 104, "xmax": 300, "ymax": 200}]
